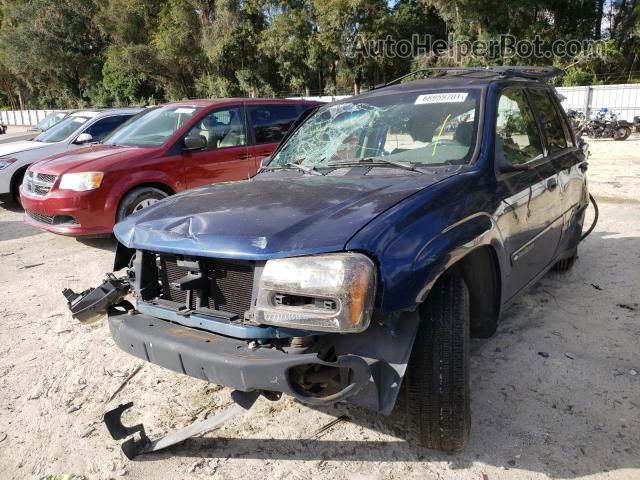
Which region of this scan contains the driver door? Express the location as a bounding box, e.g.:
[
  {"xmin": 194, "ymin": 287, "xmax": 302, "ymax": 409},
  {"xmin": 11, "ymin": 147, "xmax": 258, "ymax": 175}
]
[{"xmin": 182, "ymin": 106, "xmax": 250, "ymax": 189}]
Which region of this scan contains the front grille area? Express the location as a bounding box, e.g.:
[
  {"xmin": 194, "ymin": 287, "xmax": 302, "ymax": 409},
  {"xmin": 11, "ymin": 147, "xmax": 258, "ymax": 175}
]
[
  {"xmin": 25, "ymin": 210, "xmax": 79, "ymax": 226},
  {"xmin": 23, "ymin": 170, "xmax": 57, "ymax": 197},
  {"xmin": 158, "ymin": 255, "xmax": 255, "ymax": 318},
  {"xmin": 26, "ymin": 210, "xmax": 54, "ymax": 225}
]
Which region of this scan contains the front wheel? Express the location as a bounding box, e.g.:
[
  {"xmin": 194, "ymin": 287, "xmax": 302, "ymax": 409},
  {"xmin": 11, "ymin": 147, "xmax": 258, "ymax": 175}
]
[
  {"xmin": 614, "ymin": 126, "xmax": 631, "ymax": 141},
  {"xmin": 116, "ymin": 187, "xmax": 168, "ymax": 222},
  {"xmin": 403, "ymin": 274, "xmax": 471, "ymax": 451}
]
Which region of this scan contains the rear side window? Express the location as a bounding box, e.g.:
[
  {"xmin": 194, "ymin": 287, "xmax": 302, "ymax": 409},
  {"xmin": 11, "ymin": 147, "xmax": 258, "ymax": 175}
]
[
  {"xmin": 528, "ymin": 89, "xmax": 568, "ymax": 152},
  {"xmin": 84, "ymin": 115, "xmax": 131, "ymax": 142},
  {"xmin": 495, "ymin": 88, "xmax": 544, "ymax": 166},
  {"xmin": 248, "ymin": 105, "xmax": 299, "ymax": 144}
]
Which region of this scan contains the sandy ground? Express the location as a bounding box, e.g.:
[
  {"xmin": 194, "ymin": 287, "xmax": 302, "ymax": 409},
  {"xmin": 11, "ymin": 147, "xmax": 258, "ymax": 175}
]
[{"xmin": 0, "ymin": 136, "xmax": 638, "ymax": 480}]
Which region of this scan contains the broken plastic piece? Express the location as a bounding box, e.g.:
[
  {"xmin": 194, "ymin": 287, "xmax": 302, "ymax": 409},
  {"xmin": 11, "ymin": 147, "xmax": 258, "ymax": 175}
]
[
  {"xmin": 103, "ymin": 390, "xmax": 261, "ymax": 459},
  {"xmin": 63, "ymin": 273, "xmax": 130, "ymax": 324}
]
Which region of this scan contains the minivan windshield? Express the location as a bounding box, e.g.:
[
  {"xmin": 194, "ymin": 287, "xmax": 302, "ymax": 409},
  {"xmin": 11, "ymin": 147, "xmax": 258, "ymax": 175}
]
[
  {"xmin": 103, "ymin": 106, "xmax": 202, "ymax": 148},
  {"xmin": 270, "ymin": 89, "xmax": 480, "ymax": 169},
  {"xmin": 33, "ymin": 115, "xmax": 92, "ymax": 143}
]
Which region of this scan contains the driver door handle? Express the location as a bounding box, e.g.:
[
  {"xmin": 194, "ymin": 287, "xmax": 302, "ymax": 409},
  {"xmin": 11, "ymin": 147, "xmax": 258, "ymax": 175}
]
[{"xmin": 547, "ymin": 177, "xmax": 558, "ymax": 191}]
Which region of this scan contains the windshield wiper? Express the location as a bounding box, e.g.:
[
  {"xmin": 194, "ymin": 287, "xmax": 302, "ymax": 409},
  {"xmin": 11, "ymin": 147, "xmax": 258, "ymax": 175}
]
[
  {"xmin": 286, "ymin": 162, "xmax": 324, "ymax": 176},
  {"xmin": 327, "ymin": 157, "xmax": 433, "ymax": 174}
]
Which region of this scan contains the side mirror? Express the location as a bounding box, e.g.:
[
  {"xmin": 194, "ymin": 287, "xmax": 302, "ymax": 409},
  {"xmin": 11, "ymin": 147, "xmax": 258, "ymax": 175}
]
[
  {"xmin": 184, "ymin": 135, "xmax": 206, "ymax": 151},
  {"xmin": 75, "ymin": 133, "xmax": 93, "ymax": 144}
]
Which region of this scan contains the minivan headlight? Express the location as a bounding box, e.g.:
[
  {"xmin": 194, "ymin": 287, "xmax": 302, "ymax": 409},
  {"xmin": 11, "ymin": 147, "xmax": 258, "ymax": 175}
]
[
  {"xmin": 254, "ymin": 253, "xmax": 377, "ymax": 333},
  {"xmin": 59, "ymin": 172, "xmax": 104, "ymax": 191}
]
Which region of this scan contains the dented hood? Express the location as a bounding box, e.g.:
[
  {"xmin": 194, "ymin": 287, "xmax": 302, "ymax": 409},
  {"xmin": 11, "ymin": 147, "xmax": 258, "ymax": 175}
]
[{"xmin": 114, "ymin": 170, "xmax": 458, "ymax": 260}]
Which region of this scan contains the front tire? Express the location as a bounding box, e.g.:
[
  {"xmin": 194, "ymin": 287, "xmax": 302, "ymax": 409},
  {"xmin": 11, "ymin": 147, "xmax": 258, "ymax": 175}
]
[
  {"xmin": 404, "ymin": 274, "xmax": 471, "ymax": 451},
  {"xmin": 10, "ymin": 168, "xmax": 27, "ymax": 206},
  {"xmin": 116, "ymin": 187, "xmax": 168, "ymax": 222}
]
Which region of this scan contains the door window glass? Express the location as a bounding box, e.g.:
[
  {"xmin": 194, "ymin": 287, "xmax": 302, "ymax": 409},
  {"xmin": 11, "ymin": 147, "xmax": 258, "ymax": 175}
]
[
  {"xmin": 529, "ymin": 89, "xmax": 569, "ymax": 152},
  {"xmin": 248, "ymin": 105, "xmax": 299, "ymax": 144},
  {"xmin": 496, "ymin": 88, "xmax": 544, "ymax": 166},
  {"xmin": 186, "ymin": 107, "xmax": 246, "ymax": 149},
  {"xmin": 83, "ymin": 115, "xmax": 131, "ymax": 142}
]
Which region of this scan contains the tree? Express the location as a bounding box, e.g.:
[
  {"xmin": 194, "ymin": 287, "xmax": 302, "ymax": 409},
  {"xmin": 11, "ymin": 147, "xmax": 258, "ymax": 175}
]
[{"xmin": 0, "ymin": 0, "xmax": 106, "ymax": 107}]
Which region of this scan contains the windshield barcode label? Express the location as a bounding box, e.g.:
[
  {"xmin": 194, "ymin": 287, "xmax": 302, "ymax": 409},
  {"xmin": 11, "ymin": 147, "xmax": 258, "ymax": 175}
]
[{"xmin": 415, "ymin": 93, "xmax": 468, "ymax": 104}]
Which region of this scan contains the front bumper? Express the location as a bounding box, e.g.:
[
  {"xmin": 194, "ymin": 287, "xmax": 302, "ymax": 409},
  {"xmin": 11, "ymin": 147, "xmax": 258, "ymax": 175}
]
[
  {"xmin": 20, "ymin": 187, "xmax": 114, "ymax": 236},
  {"xmin": 108, "ymin": 308, "xmax": 372, "ymax": 406}
]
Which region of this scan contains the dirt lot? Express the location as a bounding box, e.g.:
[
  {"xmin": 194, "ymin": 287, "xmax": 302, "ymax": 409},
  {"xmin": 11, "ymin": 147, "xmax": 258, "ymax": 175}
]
[{"xmin": 0, "ymin": 137, "xmax": 638, "ymax": 480}]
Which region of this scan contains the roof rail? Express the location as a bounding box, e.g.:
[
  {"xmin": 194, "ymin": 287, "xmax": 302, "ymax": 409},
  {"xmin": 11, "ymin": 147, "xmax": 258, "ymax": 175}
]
[{"xmin": 374, "ymin": 66, "xmax": 564, "ymax": 90}]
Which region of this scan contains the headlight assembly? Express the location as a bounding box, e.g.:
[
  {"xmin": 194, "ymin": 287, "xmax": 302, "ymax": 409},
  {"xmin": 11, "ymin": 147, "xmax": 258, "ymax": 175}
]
[
  {"xmin": 254, "ymin": 253, "xmax": 377, "ymax": 333},
  {"xmin": 59, "ymin": 172, "xmax": 104, "ymax": 191}
]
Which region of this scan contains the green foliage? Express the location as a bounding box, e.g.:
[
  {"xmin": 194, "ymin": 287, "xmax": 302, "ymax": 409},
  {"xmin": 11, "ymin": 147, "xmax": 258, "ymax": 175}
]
[{"xmin": 0, "ymin": 0, "xmax": 638, "ymax": 107}]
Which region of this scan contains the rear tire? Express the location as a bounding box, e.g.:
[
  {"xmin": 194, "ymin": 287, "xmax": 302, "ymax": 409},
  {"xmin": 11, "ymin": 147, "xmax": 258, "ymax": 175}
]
[
  {"xmin": 404, "ymin": 274, "xmax": 471, "ymax": 451},
  {"xmin": 552, "ymin": 253, "xmax": 576, "ymax": 272},
  {"xmin": 116, "ymin": 187, "xmax": 168, "ymax": 222}
]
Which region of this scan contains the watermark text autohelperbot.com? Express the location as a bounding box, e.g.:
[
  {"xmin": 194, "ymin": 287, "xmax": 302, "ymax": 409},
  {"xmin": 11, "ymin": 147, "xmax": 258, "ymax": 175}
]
[{"xmin": 348, "ymin": 34, "xmax": 608, "ymax": 61}]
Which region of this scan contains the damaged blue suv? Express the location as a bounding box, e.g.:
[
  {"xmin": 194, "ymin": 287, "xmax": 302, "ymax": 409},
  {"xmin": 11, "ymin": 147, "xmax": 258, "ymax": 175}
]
[{"xmin": 66, "ymin": 67, "xmax": 593, "ymax": 457}]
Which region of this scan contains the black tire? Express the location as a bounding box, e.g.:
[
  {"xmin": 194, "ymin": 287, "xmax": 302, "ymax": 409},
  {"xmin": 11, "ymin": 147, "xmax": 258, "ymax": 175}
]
[
  {"xmin": 613, "ymin": 126, "xmax": 631, "ymax": 141},
  {"xmin": 552, "ymin": 253, "xmax": 576, "ymax": 272},
  {"xmin": 116, "ymin": 186, "xmax": 168, "ymax": 222},
  {"xmin": 404, "ymin": 274, "xmax": 471, "ymax": 451},
  {"xmin": 10, "ymin": 167, "xmax": 27, "ymax": 205}
]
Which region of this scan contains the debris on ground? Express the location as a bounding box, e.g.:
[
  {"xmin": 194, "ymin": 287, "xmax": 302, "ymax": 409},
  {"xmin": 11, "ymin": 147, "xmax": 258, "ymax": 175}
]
[
  {"xmin": 537, "ymin": 351, "xmax": 550, "ymax": 358},
  {"xmin": 78, "ymin": 425, "xmax": 95, "ymax": 438}
]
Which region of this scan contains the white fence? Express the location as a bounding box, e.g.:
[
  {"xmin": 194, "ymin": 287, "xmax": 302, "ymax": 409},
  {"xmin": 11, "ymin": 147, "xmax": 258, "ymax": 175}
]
[
  {"xmin": 555, "ymin": 84, "xmax": 640, "ymax": 121},
  {"xmin": 0, "ymin": 109, "xmax": 56, "ymax": 126},
  {"xmin": 2, "ymin": 85, "xmax": 639, "ymax": 126}
]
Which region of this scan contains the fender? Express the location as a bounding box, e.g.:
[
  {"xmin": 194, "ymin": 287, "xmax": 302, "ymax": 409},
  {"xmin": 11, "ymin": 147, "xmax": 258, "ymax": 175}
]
[
  {"xmin": 103, "ymin": 169, "xmax": 182, "ymax": 215},
  {"xmin": 347, "ymin": 170, "xmax": 508, "ymax": 313},
  {"xmin": 410, "ymin": 213, "xmax": 508, "ymax": 306}
]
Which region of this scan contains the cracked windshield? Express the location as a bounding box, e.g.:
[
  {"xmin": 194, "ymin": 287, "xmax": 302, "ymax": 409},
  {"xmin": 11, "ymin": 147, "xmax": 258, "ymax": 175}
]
[{"xmin": 270, "ymin": 90, "xmax": 479, "ymax": 170}]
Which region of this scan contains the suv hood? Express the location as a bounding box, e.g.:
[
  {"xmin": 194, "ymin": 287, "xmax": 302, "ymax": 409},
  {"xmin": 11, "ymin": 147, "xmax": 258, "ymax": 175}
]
[
  {"xmin": 32, "ymin": 144, "xmax": 155, "ymax": 175},
  {"xmin": 114, "ymin": 169, "xmax": 460, "ymax": 260},
  {"xmin": 0, "ymin": 140, "xmax": 49, "ymax": 157}
]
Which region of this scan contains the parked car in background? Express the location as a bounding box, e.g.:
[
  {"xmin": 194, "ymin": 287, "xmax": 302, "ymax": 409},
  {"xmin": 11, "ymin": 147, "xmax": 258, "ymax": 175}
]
[
  {"xmin": 0, "ymin": 110, "xmax": 71, "ymax": 145},
  {"xmin": 0, "ymin": 120, "xmax": 6, "ymax": 135},
  {"xmin": 0, "ymin": 109, "xmax": 140, "ymax": 205},
  {"xmin": 21, "ymin": 98, "xmax": 318, "ymax": 235}
]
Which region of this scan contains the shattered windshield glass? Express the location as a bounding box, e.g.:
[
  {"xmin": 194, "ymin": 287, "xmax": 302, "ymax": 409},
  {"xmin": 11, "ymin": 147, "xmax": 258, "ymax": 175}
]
[{"xmin": 270, "ymin": 89, "xmax": 480, "ymax": 169}]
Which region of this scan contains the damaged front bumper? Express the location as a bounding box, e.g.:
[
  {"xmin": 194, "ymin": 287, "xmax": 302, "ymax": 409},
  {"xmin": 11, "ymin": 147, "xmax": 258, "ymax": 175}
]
[
  {"xmin": 108, "ymin": 306, "xmax": 371, "ymax": 406},
  {"xmin": 64, "ymin": 274, "xmax": 420, "ymax": 458}
]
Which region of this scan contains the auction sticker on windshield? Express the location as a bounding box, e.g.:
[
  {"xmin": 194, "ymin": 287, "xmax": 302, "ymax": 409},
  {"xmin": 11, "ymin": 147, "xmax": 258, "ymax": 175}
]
[{"xmin": 415, "ymin": 93, "xmax": 469, "ymax": 104}]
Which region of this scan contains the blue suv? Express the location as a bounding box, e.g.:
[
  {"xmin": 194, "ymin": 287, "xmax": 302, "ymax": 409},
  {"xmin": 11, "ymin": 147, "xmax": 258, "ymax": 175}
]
[{"xmin": 67, "ymin": 67, "xmax": 591, "ymax": 456}]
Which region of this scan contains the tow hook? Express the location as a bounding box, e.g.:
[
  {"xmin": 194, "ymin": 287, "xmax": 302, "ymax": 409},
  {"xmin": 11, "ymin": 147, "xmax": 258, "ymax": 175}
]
[
  {"xmin": 62, "ymin": 273, "xmax": 131, "ymax": 324},
  {"xmin": 104, "ymin": 390, "xmax": 264, "ymax": 459}
]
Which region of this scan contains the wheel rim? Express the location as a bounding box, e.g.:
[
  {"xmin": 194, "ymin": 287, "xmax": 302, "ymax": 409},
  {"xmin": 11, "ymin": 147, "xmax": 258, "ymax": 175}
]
[
  {"xmin": 133, "ymin": 198, "xmax": 159, "ymax": 213},
  {"xmin": 615, "ymin": 128, "xmax": 628, "ymax": 139}
]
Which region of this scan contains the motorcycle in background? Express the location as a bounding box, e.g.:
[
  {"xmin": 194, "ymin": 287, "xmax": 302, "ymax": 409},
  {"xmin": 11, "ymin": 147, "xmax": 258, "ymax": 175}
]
[{"xmin": 580, "ymin": 108, "xmax": 632, "ymax": 141}]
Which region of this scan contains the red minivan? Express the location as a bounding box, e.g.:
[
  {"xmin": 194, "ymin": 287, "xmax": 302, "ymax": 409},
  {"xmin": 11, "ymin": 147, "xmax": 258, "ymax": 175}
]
[{"xmin": 21, "ymin": 98, "xmax": 318, "ymax": 236}]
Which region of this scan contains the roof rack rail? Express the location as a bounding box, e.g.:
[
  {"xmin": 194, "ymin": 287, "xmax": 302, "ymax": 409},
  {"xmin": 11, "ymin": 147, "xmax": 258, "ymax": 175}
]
[{"xmin": 374, "ymin": 66, "xmax": 564, "ymax": 90}]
